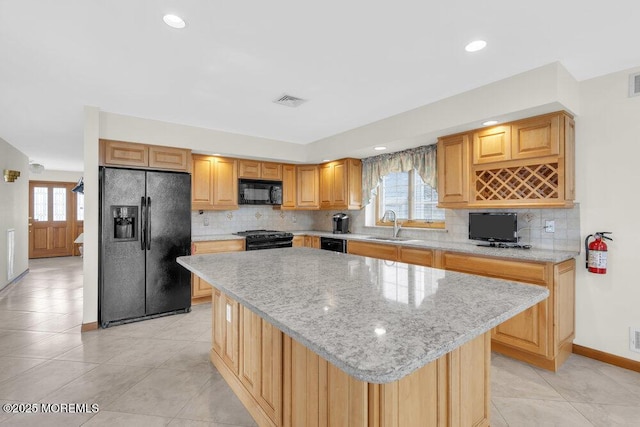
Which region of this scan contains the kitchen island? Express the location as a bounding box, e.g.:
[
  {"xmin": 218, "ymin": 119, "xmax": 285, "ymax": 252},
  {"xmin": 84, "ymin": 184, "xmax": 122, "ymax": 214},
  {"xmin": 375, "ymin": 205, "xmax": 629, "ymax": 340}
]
[{"xmin": 178, "ymin": 248, "xmax": 549, "ymax": 427}]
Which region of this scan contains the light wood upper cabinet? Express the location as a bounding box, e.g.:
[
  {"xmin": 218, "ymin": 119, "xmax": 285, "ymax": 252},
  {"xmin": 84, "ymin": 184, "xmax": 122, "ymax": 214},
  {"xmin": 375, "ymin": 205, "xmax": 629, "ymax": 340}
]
[
  {"xmin": 438, "ymin": 111, "xmax": 575, "ymax": 208},
  {"xmin": 437, "ymin": 133, "xmax": 470, "ymax": 207},
  {"xmin": 100, "ymin": 139, "xmax": 191, "ymax": 172},
  {"xmin": 473, "ymin": 125, "xmax": 511, "ymax": 165},
  {"xmin": 239, "ymin": 160, "xmax": 283, "ymax": 181},
  {"xmin": 192, "ymin": 154, "xmax": 238, "ymax": 210},
  {"xmin": 296, "ymin": 165, "xmax": 320, "ymax": 209},
  {"xmin": 511, "ymin": 114, "xmax": 560, "ymax": 160},
  {"xmin": 148, "ymin": 145, "xmax": 190, "ymax": 171},
  {"xmin": 319, "ymin": 158, "xmax": 362, "ymax": 210},
  {"xmin": 281, "ymin": 164, "xmax": 296, "ymax": 209}
]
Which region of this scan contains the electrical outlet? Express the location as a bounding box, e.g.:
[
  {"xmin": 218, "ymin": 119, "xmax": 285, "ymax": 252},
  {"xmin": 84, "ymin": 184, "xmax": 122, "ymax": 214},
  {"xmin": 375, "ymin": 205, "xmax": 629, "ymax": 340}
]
[
  {"xmin": 631, "ymin": 327, "xmax": 640, "ymax": 353},
  {"xmin": 544, "ymin": 220, "xmax": 555, "ymax": 233},
  {"xmin": 203, "ymin": 215, "xmax": 209, "ymax": 226}
]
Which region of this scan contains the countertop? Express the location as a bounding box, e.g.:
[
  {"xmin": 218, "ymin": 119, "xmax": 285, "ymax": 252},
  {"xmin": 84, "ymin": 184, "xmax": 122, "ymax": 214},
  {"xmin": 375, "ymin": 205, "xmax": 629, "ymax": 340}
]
[
  {"xmin": 192, "ymin": 230, "xmax": 578, "ymax": 263},
  {"xmin": 177, "ymin": 247, "xmax": 549, "ymax": 383}
]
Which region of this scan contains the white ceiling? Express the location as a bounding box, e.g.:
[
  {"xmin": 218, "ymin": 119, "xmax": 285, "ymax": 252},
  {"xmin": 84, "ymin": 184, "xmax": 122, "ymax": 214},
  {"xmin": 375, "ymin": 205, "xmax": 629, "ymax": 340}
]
[{"xmin": 2, "ymin": 0, "xmax": 640, "ymax": 171}]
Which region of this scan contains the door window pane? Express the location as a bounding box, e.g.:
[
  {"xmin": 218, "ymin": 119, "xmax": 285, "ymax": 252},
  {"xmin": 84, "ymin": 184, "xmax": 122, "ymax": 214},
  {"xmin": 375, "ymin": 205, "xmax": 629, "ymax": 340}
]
[
  {"xmin": 76, "ymin": 193, "xmax": 84, "ymax": 221},
  {"xmin": 53, "ymin": 188, "xmax": 67, "ymax": 221},
  {"xmin": 34, "ymin": 187, "xmax": 48, "ymax": 221}
]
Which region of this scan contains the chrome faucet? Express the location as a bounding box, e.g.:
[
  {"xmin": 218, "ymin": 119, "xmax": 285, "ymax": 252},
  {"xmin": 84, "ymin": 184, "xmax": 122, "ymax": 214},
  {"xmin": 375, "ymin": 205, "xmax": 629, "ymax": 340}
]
[{"xmin": 382, "ymin": 210, "xmax": 401, "ymax": 238}]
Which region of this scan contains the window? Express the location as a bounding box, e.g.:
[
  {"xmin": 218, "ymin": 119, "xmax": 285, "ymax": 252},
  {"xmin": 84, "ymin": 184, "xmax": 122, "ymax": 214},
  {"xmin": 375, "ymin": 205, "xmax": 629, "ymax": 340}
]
[
  {"xmin": 76, "ymin": 192, "xmax": 84, "ymax": 221},
  {"xmin": 377, "ymin": 170, "xmax": 445, "ymax": 228}
]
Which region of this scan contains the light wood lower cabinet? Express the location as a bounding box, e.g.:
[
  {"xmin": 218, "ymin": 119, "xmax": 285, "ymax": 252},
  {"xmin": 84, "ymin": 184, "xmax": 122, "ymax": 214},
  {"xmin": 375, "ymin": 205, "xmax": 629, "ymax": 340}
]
[
  {"xmin": 240, "ymin": 307, "xmax": 282, "ymax": 426},
  {"xmin": 439, "ymin": 252, "xmax": 575, "ymax": 371},
  {"xmin": 212, "ymin": 289, "xmax": 240, "ymax": 374},
  {"xmin": 209, "ymin": 286, "xmax": 491, "ymax": 427},
  {"xmin": 292, "ymin": 235, "xmax": 305, "ymax": 247},
  {"xmin": 191, "ymin": 239, "xmax": 245, "ymax": 301},
  {"xmin": 345, "ymin": 241, "xmax": 574, "ymax": 371},
  {"xmin": 303, "ymin": 235, "xmax": 320, "ymax": 249},
  {"xmin": 347, "ymin": 241, "xmax": 399, "ymax": 260}
]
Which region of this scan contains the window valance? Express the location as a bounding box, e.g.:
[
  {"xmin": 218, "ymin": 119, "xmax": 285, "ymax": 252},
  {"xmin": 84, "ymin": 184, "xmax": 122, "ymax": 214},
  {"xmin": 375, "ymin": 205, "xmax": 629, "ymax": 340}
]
[{"xmin": 361, "ymin": 144, "xmax": 437, "ymax": 206}]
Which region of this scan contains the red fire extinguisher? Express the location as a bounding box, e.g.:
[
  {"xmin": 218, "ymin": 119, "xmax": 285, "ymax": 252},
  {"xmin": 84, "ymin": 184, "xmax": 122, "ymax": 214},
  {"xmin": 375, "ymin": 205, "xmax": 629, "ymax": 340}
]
[{"xmin": 584, "ymin": 232, "xmax": 613, "ymax": 274}]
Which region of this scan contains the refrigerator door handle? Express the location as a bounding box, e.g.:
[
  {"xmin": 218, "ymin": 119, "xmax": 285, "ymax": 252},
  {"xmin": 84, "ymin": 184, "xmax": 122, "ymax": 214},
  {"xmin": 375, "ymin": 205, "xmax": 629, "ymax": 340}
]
[
  {"xmin": 146, "ymin": 196, "xmax": 151, "ymax": 250},
  {"xmin": 140, "ymin": 197, "xmax": 146, "ymax": 250}
]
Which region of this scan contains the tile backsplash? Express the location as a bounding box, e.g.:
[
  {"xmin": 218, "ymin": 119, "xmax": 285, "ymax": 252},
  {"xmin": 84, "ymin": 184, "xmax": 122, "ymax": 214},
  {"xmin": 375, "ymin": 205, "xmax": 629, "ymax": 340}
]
[
  {"xmin": 192, "ymin": 206, "xmax": 316, "ymax": 236},
  {"xmin": 193, "ymin": 204, "xmax": 581, "ymax": 252}
]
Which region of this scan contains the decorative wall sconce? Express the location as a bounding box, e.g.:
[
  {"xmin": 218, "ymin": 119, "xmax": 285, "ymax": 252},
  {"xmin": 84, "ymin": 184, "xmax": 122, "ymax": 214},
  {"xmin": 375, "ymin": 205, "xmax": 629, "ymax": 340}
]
[{"xmin": 3, "ymin": 170, "xmax": 21, "ymax": 182}]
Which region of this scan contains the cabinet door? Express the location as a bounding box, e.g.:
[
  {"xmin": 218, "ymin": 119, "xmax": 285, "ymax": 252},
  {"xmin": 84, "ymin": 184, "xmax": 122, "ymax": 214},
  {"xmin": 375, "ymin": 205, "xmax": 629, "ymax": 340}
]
[
  {"xmin": 292, "ymin": 235, "xmax": 305, "ymax": 247},
  {"xmin": 511, "ymin": 114, "xmax": 560, "ymax": 160},
  {"xmin": 347, "ymin": 158, "xmax": 362, "ymax": 209},
  {"xmin": 261, "ymin": 162, "xmax": 283, "ymax": 180},
  {"xmin": 303, "ymin": 235, "xmax": 320, "ymax": 249},
  {"xmin": 223, "ymin": 296, "xmax": 240, "ymax": 373},
  {"xmin": 148, "ymin": 146, "xmax": 190, "ymax": 171},
  {"xmin": 238, "ymin": 160, "xmax": 261, "ymax": 179},
  {"xmin": 212, "ymin": 290, "xmax": 239, "ymax": 374},
  {"xmin": 192, "ymin": 274, "xmax": 213, "ymax": 298},
  {"xmin": 437, "ymin": 134, "xmax": 470, "ymax": 205},
  {"xmin": 296, "ymin": 165, "xmax": 319, "ymax": 209},
  {"xmin": 282, "ymin": 165, "xmax": 296, "ymax": 209},
  {"xmin": 347, "ymin": 241, "xmax": 398, "ymax": 261},
  {"xmin": 192, "ymin": 155, "xmax": 215, "ymax": 210},
  {"xmin": 193, "ymin": 239, "xmax": 245, "ymax": 254},
  {"xmin": 332, "ymin": 160, "xmax": 348, "ymax": 208},
  {"xmin": 319, "ymin": 163, "xmax": 333, "ymax": 208},
  {"xmin": 441, "ymin": 252, "xmax": 550, "ymax": 357},
  {"xmin": 473, "ymin": 125, "xmax": 511, "ymax": 164},
  {"xmin": 213, "ymin": 157, "xmax": 238, "ymax": 208},
  {"xmin": 398, "ymin": 247, "xmax": 433, "ymax": 267},
  {"xmin": 103, "ymin": 140, "xmax": 149, "ymax": 167},
  {"xmin": 240, "ymin": 308, "xmax": 282, "ymax": 426}
]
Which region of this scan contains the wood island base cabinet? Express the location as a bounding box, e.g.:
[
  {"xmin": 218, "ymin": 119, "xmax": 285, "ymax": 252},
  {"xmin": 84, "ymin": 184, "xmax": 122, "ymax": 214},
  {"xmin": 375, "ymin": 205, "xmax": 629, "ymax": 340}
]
[{"xmin": 209, "ymin": 287, "xmax": 491, "ymax": 427}]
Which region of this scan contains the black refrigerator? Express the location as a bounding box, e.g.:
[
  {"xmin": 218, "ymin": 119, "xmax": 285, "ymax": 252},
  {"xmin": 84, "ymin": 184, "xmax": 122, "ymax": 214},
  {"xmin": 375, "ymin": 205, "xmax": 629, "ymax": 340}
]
[{"xmin": 99, "ymin": 167, "xmax": 191, "ymax": 328}]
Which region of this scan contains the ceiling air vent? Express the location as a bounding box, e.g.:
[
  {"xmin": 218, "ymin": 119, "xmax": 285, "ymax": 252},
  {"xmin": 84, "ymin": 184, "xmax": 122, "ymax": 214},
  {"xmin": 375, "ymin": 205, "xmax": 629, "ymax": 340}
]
[
  {"xmin": 273, "ymin": 94, "xmax": 307, "ymax": 108},
  {"xmin": 629, "ymin": 72, "xmax": 640, "ymax": 97}
]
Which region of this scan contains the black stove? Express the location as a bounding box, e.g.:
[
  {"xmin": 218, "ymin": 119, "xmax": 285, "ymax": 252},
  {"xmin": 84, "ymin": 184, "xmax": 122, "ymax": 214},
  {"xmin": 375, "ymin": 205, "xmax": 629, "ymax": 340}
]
[{"xmin": 233, "ymin": 229, "xmax": 294, "ymax": 251}]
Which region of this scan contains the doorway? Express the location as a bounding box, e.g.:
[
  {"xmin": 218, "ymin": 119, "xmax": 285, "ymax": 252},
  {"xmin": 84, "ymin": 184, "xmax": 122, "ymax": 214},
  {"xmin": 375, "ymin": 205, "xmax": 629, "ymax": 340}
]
[{"xmin": 29, "ymin": 181, "xmax": 84, "ymax": 258}]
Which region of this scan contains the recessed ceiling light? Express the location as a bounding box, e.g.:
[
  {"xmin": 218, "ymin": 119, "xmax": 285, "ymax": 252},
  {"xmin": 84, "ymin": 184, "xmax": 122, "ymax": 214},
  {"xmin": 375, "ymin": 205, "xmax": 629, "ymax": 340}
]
[
  {"xmin": 482, "ymin": 120, "xmax": 498, "ymax": 126},
  {"xmin": 322, "ymin": 159, "xmax": 331, "ymax": 162},
  {"xmin": 163, "ymin": 14, "xmax": 186, "ymax": 29},
  {"xmin": 465, "ymin": 40, "xmax": 487, "ymax": 52},
  {"xmin": 374, "ymin": 146, "xmax": 387, "ymax": 151}
]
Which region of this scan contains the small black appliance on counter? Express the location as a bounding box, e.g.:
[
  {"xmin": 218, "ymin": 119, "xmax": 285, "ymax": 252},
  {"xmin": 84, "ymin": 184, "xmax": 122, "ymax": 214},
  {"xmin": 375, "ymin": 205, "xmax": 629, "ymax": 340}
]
[{"xmin": 332, "ymin": 213, "xmax": 350, "ymax": 234}]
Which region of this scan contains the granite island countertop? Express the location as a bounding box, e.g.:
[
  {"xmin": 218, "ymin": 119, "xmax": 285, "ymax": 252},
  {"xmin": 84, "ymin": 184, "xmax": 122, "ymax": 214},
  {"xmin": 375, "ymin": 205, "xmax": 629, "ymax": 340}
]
[{"xmin": 177, "ymin": 247, "xmax": 549, "ymax": 384}]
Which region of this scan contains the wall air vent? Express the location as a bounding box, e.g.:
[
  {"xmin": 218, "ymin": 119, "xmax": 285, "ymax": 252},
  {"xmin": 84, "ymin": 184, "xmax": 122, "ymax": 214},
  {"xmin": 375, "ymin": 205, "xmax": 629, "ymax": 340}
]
[
  {"xmin": 273, "ymin": 94, "xmax": 307, "ymax": 108},
  {"xmin": 629, "ymin": 72, "xmax": 640, "ymax": 97},
  {"xmin": 631, "ymin": 327, "xmax": 640, "ymax": 353}
]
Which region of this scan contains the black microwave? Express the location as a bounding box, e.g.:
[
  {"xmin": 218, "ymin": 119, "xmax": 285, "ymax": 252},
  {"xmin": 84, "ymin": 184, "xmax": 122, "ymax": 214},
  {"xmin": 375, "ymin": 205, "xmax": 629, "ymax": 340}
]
[{"xmin": 238, "ymin": 179, "xmax": 283, "ymax": 205}]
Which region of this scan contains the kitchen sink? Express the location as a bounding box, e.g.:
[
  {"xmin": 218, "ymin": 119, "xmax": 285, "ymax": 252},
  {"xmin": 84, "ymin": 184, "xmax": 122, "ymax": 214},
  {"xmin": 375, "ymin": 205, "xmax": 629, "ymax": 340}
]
[{"xmin": 365, "ymin": 236, "xmax": 415, "ymax": 242}]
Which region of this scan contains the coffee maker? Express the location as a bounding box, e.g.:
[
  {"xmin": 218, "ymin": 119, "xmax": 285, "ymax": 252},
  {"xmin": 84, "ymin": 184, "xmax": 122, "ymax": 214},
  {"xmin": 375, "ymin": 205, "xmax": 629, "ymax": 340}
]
[{"xmin": 332, "ymin": 213, "xmax": 350, "ymax": 234}]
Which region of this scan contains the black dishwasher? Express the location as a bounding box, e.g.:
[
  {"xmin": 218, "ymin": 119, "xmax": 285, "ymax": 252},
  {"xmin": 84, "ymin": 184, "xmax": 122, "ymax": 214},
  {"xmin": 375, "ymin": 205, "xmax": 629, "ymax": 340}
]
[{"xmin": 320, "ymin": 237, "xmax": 347, "ymax": 253}]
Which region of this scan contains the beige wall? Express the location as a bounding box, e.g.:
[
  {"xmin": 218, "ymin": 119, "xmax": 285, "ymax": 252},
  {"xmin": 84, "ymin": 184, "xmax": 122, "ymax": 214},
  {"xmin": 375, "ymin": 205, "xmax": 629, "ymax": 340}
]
[
  {"xmin": 0, "ymin": 138, "xmax": 29, "ymax": 290},
  {"xmin": 306, "ymin": 62, "xmax": 580, "ymax": 162},
  {"xmin": 29, "ymin": 169, "xmax": 82, "ymax": 183},
  {"xmin": 575, "ymin": 66, "xmax": 640, "ymax": 361}
]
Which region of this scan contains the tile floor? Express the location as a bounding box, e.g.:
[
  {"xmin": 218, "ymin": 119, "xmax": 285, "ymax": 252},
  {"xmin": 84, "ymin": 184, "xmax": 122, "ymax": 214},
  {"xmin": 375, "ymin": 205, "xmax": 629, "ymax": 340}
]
[{"xmin": 0, "ymin": 257, "xmax": 638, "ymax": 426}]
